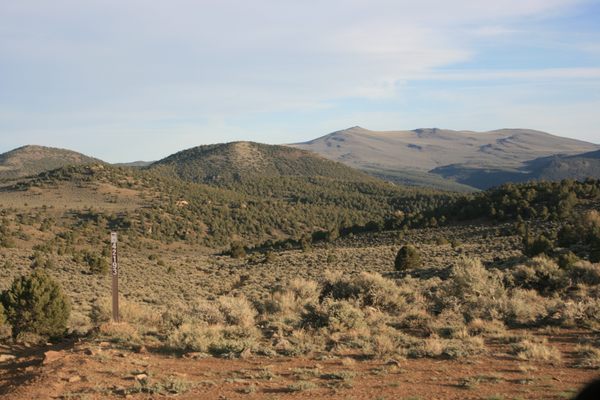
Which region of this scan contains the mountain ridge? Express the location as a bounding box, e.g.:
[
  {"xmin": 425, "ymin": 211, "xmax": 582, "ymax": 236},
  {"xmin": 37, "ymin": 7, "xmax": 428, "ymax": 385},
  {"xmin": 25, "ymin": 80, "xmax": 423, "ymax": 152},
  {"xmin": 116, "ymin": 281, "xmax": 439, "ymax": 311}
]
[{"xmin": 290, "ymin": 126, "xmax": 600, "ymax": 189}]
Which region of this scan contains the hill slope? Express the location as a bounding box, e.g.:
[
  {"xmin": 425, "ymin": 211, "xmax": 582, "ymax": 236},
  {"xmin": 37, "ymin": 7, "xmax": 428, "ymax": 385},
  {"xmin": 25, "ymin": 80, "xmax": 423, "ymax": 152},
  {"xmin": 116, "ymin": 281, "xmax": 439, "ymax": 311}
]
[
  {"xmin": 149, "ymin": 141, "xmax": 377, "ymax": 185},
  {"xmin": 0, "ymin": 145, "xmax": 101, "ymax": 180},
  {"xmin": 0, "ymin": 159, "xmax": 453, "ymax": 248},
  {"xmin": 291, "ymin": 127, "xmax": 600, "ymax": 189},
  {"xmin": 433, "ymin": 149, "xmax": 600, "ymax": 189},
  {"xmin": 527, "ymin": 150, "xmax": 600, "ymax": 181}
]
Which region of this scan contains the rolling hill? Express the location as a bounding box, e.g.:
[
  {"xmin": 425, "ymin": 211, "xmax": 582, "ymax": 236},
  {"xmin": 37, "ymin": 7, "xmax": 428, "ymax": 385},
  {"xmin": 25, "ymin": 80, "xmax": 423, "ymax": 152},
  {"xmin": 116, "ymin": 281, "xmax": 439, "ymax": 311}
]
[
  {"xmin": 149, "ymin": 141, "xmax": 378, "ymax": 185},
  {"xmin": 291, "ymin": 126, "xmax": 600, "ymax": 190},
  {"xmin": 0, "ymin": 145, "xmax": 101, "ymax": 180},
  {"xmin": 0, "ymin": 140, "xmax": 455, "ymax": 248}
]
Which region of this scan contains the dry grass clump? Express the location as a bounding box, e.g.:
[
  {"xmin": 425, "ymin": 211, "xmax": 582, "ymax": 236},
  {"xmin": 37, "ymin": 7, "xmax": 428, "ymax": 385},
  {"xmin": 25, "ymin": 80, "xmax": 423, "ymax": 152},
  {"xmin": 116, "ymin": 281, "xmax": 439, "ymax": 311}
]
[
  {"xmin": 66, "ymin": 245, "xmax": 600, "ymax": 360},
  {"xmin": 436, "ymin": 257, "xmax": 506, "ymax": 322},
  {"xmin": 407, "ymin": 335, "xmax": 485, "ymax": 360},
  {"xmin": 90, "ymin": 297, "xmax": 160, "ymax": 343},
  {"xmin": 260, "ymin": 272, "xmax": 419, "ymax": 357},
  {"xmin": 502, "ymin": 288, "xmax": 548, "ymax": 327},
  {"xmin": 545, "ymin": 298, "xmax": 600, "ymax": 329},
  {"xmin": 581, "ymin": 209, "xmax": 600, "ymax": 230},
  {"xmin": 262, "ymin": 278, "xmax": 319, "ymax": 325},
  {"xmin": 568, "ymin": 261, "xmax": 600, "ymax": 286},
  {"xmin": 511, "ymin": 338, "xmax": 562, "ymax": 364},
  {"xmin": 320, "ymin": 271, "xmax": 407, "ymax": 314},
  {"xmin": 97, "ymin": 321, "xmax": 141, "ymax": 344},
  {"xmin": 509, "ymin": 256, "xmax": 568, "ymax": 294},
  {"xmin": 467, "ymin": 318, "xmax": 506, "ymax": 336},
  {"xmin": 90, "ymin": 297, "xmax": 160, "ymax": 329},
  {"xmin": 574, "ymin": 345, "xmax": 600, "ymax": 369},
  {"xmin": 163, "ymin": 295, "xmax": 260, "ymax": 357}
]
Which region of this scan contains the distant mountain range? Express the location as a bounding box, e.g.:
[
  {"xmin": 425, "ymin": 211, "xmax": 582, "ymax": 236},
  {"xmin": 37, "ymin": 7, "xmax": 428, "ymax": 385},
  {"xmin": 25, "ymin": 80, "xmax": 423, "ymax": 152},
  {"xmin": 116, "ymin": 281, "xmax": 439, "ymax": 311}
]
[
  {"xmin": 1, "ymin": 127, "xmax": 599, "ymax": 191},
  {"xmin": 291, "ymin": 127, "xmax": 600, "ymax": 190}
]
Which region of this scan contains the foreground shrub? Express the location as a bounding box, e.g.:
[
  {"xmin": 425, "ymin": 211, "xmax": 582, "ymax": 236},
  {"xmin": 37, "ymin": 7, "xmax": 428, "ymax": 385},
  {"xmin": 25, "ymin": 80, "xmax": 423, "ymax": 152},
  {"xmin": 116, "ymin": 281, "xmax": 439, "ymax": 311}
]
[
  {"xmin": 438, "ymin": 257, "xmax": 506, "ymax": 322},
  {"xmin": 523, "ymin": 235, "xmax": 554, "ymax": 257},
  {"xmin": 164, "ymin": 295, "xmax": 260, "ymax": 357},
  {"xmin": 320, "ymin": 271, "xmax": 406, "ymax": 313},
  {"xmin": 90, "ymin": 297, "xmax": 160, "ymax": 334},
  {"xmin": 1, "ymin": 270, "xmax": 71, "ymax": 338},
  {"xmin": 545, "ymin": 298, "xmax": 600, "ymax": 328},
  {"xmin": 263, "ymin": 278, "xmax": 319, "ymax": 324},
  {"xmin": 302, "ymin": 299, "xmax": 367, "ymax": 332},
  {"xmin": 510, "ymin": 256, "xmax": 568, "ymax": 294},
  {"xmin": 575, "ymin": 345, "xmax": 600, "ymax": 369},
  {"xmin": 98, "ymin": 321, "xmax": 141, "ymax": 345},
  {"xmin": 511, "ymin": 338, "xmax": 562, "ymax": 363},
  {"xmin": 502, "ymin": 288, "xmax": 548, "ymax": 327},
  {"xmin": 568, "ymin": 261, "xmax": 600, "ymax": 286},
  {"xmin": 394, "ymin": 245, "xmax": 421, "ymax": 270},
  {"xmin": 407, "ymin": 335, "xmax": 485, "ymax": 359},
  {"xmin": 167, "ymin": 323, "xmax": 258, "ymax": 356}
]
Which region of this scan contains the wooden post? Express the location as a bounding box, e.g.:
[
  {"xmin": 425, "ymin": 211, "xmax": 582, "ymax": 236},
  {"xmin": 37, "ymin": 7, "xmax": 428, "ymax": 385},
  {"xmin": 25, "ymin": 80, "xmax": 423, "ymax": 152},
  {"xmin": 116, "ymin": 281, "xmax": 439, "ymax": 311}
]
[{"xmin": 111, "ymin": 232, "xmax": 119, "ymax": 322}]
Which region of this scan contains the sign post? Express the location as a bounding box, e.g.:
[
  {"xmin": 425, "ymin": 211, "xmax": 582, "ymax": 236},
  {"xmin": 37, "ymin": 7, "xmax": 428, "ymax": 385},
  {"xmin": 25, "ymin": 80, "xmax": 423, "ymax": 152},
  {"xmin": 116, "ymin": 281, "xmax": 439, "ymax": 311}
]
[{"xmin": 110, "ymin": 232, "xmax": 119, "ymax": 322}]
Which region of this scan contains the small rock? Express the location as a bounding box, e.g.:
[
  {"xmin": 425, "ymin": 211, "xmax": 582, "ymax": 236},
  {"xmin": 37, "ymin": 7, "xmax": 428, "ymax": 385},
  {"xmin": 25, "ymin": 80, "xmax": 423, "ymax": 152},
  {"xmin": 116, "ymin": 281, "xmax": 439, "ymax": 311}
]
[
  {"xmin": 67, "ymin": 375, "xmax": 81, "ymax": 383},
  {"xmin": 0, "ymin": 354, "xmax": 16, "ymax": 363},
  {"xmin": 133, "ymin": 345, "xmax": 147, "ymax": 354},
  {"xmin": 134, "ymin": 373, "xmax": 148, "ymax": 382},
  {"xmin": 83, "ymin": 348, "xmax": 97, "ymax": 356},
  {"xmin": 386, "ymin": 358, "xmax": 403, "ymax": 367},
  {"xmin": 43, "ymin": 350, "xmax": 65, "ymax": 365},
  {"xmin": 114, "ymin": 386, "xmax": 127, "ymax": 395},
  {"xmin": 99, "ymin": 341, "xmax": 111, "ymax": 347}
]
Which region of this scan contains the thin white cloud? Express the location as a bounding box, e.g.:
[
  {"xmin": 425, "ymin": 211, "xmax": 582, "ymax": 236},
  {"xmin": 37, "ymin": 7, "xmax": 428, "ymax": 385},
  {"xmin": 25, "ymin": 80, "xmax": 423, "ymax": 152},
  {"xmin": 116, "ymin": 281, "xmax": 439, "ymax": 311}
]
[
  {"xmin": 0, "ymin": 0, "xmax": 597, "ymax": 160},
  {"xmin": 419, "ymin": 67, "xmax": 600, "ymax": 81}
]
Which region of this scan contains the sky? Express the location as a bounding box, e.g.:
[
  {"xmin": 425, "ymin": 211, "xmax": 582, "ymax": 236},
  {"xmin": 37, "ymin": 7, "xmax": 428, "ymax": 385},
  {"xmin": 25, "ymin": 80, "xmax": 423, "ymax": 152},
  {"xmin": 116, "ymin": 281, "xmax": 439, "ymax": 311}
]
[{"xmin": 1, "ymin": 0, "xmax": 599, "ymax": 162}]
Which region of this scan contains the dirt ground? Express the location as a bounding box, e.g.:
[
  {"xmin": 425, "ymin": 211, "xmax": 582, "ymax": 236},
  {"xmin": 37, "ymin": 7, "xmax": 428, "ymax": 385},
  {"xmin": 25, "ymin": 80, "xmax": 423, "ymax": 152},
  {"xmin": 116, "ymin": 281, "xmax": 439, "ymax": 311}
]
[{"xmin": 0, "ymin": 330, "xmax": 598, "ymax": 400}]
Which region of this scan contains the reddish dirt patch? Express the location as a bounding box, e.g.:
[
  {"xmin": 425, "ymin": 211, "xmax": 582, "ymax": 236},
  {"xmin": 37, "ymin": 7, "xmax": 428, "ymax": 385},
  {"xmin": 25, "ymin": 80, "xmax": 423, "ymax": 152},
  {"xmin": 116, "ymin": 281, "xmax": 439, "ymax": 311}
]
[{"xmin": 0, "ymin": 331, "xmax": 598, "ymax": 400}]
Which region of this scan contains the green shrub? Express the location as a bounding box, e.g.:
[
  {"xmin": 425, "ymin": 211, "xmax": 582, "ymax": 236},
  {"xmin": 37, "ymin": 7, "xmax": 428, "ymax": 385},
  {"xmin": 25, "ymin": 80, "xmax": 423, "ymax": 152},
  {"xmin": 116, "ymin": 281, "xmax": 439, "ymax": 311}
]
[
  {"xmin": 523, "ymin": 235, "xmax": 554, "ymax": 257},
  {"xmin": 1, "ymin": 270, "xmax": 71, "ymax": 338},
  {"xmin": 395, "ymin": 245, "xmax": 421, "ymax": 270},
  {"xmin": 301, "ymin": 299, "xmax": 366, "ymax": 332},
  {"xmin": 230, "ymin": 242, "xmax": 246, "ymax": 259},
  {"xmin": 83, "ymin": 251, "xmax": 109, "ymax": 274},
  {"xmin": 0, "ymin": 302, "xmax": 6, "ymax": 326},
  {"xmin": 557, "ymin": 251, "xmax": 579, "ymax": 269}
]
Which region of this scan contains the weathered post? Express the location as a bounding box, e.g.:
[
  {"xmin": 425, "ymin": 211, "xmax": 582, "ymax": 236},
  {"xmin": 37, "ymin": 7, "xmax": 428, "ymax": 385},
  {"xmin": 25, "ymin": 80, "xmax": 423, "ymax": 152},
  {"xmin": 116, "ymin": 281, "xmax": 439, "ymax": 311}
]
[{"xmin": 111, "ymin": 232, "xmax": 119, "ymax": 322}]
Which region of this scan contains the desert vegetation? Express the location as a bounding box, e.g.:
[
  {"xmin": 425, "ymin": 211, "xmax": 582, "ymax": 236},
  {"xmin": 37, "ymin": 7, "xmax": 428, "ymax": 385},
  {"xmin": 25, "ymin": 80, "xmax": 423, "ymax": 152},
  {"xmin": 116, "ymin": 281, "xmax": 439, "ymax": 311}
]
[{"xmin": 0, "ymin": 161, "xmax": 599, "ymax": 399}]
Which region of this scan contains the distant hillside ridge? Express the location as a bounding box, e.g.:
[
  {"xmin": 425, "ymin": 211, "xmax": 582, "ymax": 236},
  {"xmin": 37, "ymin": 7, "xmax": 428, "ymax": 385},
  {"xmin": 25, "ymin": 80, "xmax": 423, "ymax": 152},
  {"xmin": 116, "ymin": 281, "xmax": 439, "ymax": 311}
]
[
  {"xmin": 0, "ymin": 145, "xmax": 102, "ymax": 180},
  {"xmin": 149, "ymin": 141, "xmax": 378, "ymax": 185},
  {"xmin": 291, "ymin": 126, "xmax": 600, "ymax": 190},
  {"xmin": 433, "ymin": 149, "xmax": 600, "ymax": 189}
]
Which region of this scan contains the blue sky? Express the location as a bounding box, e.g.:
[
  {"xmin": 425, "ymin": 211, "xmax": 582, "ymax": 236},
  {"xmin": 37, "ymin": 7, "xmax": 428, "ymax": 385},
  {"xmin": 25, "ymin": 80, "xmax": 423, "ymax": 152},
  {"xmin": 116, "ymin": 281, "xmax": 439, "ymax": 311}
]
[{"xmin": 1, "ymin": 0, "xmax": 599, "ymax": 162}]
